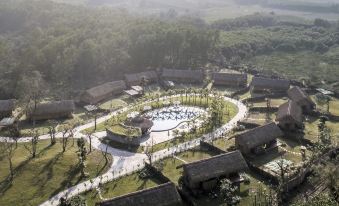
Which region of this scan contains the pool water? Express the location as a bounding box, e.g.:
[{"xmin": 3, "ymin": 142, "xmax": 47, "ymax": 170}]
[{"xmin": 144, "ymin": 106, "xmax": 206, "ymax": 132}]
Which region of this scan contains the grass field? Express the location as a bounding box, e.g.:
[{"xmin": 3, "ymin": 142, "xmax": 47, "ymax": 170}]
[
  {"xmin": 83, "ymin": 172, "xmax": 162, "ymax": 206},
  {"xmin": 0, "ymin": 140, "xmax": 112, "ymax": 206},
  {"xmin": 98, "ymin": 99, "xmax": 127, "ymax": 111}
]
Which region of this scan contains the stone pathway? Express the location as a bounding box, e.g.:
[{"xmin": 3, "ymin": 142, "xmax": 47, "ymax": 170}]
[{"xmin": 0, "ymin": 95, "xmax": 248, "ymax": 206}]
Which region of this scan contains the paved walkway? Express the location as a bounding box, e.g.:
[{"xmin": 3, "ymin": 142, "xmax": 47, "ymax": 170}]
[{"xmin": 0, "ymin": 95, "xmax": 248, "ymax": 206}]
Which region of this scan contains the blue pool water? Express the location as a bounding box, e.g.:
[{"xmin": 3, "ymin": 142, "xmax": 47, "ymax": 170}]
[{"xmin": 144, "ymin": 106, "xmax": 206, "ymax": 131}]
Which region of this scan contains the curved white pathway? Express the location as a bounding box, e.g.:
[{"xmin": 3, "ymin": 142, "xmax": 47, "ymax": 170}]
[{"xmin": 0, "ymin": 95, "xmax": 248, "ymax": 206}]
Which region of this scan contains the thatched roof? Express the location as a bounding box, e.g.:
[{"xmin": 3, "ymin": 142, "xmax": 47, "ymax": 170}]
[
  {"xmin": 235, "ymin": 123, "xmax": 283, "ymax": 150},
  {"xmin": 29, "ymin": 100, "xmax": 75, "ymax": 119},
  {"xmin": 124, "ymin": 71, "xmax": 158, "ymax": 85},
  {"xmin": 251, "ymin": 77, "xmax": 290, "ymax": 92},
  {"xmin": 127, "ymin": 116, "xmax": 153, "ymax": 130},
  {"xmin": 287, "ymin": 87, "xmax": 315, "ymax": 106},
  {"xmin": 183, "ymin": 151, "xmax": 248, "ymax": 183},
  {"xmin": 276, "ymin": 101, "xmax": 303, "ymax": 124},
  {"xmin": 82, "ymin": 81, "xmax": 127, "ymax": 104},
  {"xmin": 162, "ymin": 69, "xmax": 204, "ymax": 82},
  {"xmin": 97, "ymin": 182, "xmax": 182, "ymax": 206},
  {"xmin": 0, "ymin": 99, "xmax": 15, "ymax": 114},
  {"xmin": 212, "ymin": 72, "xmax": 247, "ymax": 86}
]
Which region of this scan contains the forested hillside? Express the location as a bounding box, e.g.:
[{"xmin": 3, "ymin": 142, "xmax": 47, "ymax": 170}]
[
  {"xmin": 0, "ymin": 0, "xmax": 218, "ymax": 99},
  {"xmin": 1, "ymin": 0, "xmax": 339, "ymax": 101}
]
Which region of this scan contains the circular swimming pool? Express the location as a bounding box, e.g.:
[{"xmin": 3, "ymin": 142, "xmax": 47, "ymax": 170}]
[{"xmin": 144, "ymin": 105, "xmax": 206, "ymax": 132}]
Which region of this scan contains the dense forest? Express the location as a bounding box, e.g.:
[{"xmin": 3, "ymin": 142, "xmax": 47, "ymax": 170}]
[
  {"xmin": 0, "ymin": 0, "xmax": 218, "ymax": 100},
  {"xmin": 1, "ymin": 0, "xmax": 339, "ymax": 101}
]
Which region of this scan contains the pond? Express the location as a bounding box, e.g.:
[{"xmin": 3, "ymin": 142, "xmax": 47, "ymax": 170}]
[{"xmin": 144, "ymin": 105, "xmax": 207, "ymax": 132}]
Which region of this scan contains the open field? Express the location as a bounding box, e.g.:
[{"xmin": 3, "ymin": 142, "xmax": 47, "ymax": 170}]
[
  {"xmin": 0, "ymin": 140, "xmax": 112, "ymax": 206},
  {"xmin": 83, "ymin": 172, "xmax": 162, "ymax": 206}
]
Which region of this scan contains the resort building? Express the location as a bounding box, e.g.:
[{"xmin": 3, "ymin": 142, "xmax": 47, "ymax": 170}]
[
  {"xmin": 126, "ymin": 116, "xmax": 153, "ymax": 135},
  {"xmin": 287, "ymin": 86, "xmax": 315, "ymax": 113},
  {"xmin": 212, "ymin": 72, "xmax": 247, "ymax": 87},
  {"xmin": 276, "ymin": 101, "xmax": 303, "ymax": 131},
  {"xmin": 96, "ymin": 182, "xmax": 183, "ymax": 206},
  {"xmin": 81, "ymin": 80, "xmax": 127, "ymax": 105},
  {"xmin": 235, "ymin": 123, "xmax": 283, "ymax": 155},
  {"xmin": 182, "ymin": 151, "xmax": 248, "ymax": 192},
  {"xmin": 0, "ymin": 99, "xmax": 15, "ymax": 118},
  {"xmin": 250, "ymin": 77, "xmax": 290, "ymax": 94},
  {"xmin": 162, "ymin": 69, "xmax": 204, "ymax": 83},
  {"xmin": 29, "ymin": 100, "xmax": 75, "ymax": 121},
  {"xmin": 124, "ymin": 71, "xmax": 158, "ymax": 86}
]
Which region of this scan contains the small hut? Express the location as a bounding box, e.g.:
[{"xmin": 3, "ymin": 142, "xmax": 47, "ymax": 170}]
[
  {"xmin": 212, "ymin": 72, "xmax": 247, "ymax": 87},
  {"xmin": 0, "ymin": 99, "xmax": 15, "ymax": 118},
  {"xmin": 250, "ymin": 77, "xmax": 290, "ymax": 94},
  {"xmin": 126, "ymin": 116, "xmax": 153, "ymax": 134},
  {"xmin": 276, "ymin": 101, "xmax": 303, "ymax": 131},
  {"xmin": 96, "ymin": 182, "xmax": 183, "ymax": 206},
  {"xmin": 81, "ymin": 81, "xmax": 127, "ymax": 105},
  {"xmin": 124, "ymin": 71, "xmax": 158, "ymax": 86},
  {"xmin": 29, "ymin": 100, "xmax": 75, "ymax": 121},
  {"xmin": 182, "ymin": 151, "xmax": 248, "ymax": 192},
  {"xmin": 162, "ymin": 69, "xmax": 204, "ymax": 83},
  {"xmin": 287, "ymin": 86, "xmax": 315, "ymax": 113},
  {"xmin": 235, "ymin": 123, "xmax": 283, "ymax": 155}
]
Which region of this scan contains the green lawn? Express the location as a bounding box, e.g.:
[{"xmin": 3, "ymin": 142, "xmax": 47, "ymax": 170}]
[
  {"xmin": 83, "ymin": 172, "xmax": 162, "ymax": 206},
  {"xmin": 0, "ymin": 139, "xmax": 112, "ymax": 206},
  {"xmin": 213, "ymin": 137, "xmax": 236, "ymax": 151},
  {"xmin": 98, "ymin": 99, "xmax": 127, "ymax": 110},
  {"xmin": 252, "ymin": 98, "xmax": 288, "ymax": 108},
  {"xmin": 158, "ymin": 158, "xmax": 183, "ymax": 185},
  {"xmin": 107, "ymin": 124, "xmax": 141, "ymax": 138}
]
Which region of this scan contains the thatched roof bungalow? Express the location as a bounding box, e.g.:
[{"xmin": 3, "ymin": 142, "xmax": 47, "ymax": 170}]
[
  {"xmin": 250, "ymin": 77, "xmax": 290, "ymax": 94},
  {"xmin": 235, "ymin": 123, "xmax": 283, "ymax": 155},
  {"xmin": 29, "ymin": 100, "xmax": 75, "ymax": 121},
  {"xmin": 212, "ymin": 72, "xmax": 247, "ymax": 87},
  {"xmin": 124, "ymin": 71, "xmax": 158, "ymax": 86},
  {"xmin": 183, "ymin": 151, "xmax": 248, "ymax": 191},
  {"xmin": 96, "ymin": 182, "xmax": 183, "ymax": 206},
  {"xmin": 0, "ymin": 99, "xmax": 15, "ymax": 118},
  {"xmin": 81, "ymin": 81, "xmax": 127, "ymax": 105},
  {"xmin": 276, "ymin": 101, "xmax": 303, "ymax": 131},
  {"xmin": 126, "ymin": 116, "xmax": 153, "ymax": 134},
  {"xmin": 287, "ymin": 86, "xmax": 315, "ymax": 113},
  {"xmin": 162, "ymin": 69, "xmax": 204, "ymax": 83}
]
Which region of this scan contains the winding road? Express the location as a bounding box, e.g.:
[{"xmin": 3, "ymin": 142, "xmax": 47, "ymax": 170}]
[{"xmin": 0, "ymin": 95, "xmax": 248, "ymax": 206}]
